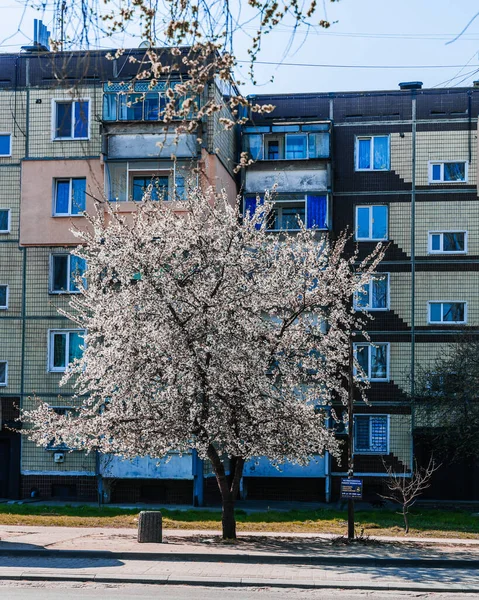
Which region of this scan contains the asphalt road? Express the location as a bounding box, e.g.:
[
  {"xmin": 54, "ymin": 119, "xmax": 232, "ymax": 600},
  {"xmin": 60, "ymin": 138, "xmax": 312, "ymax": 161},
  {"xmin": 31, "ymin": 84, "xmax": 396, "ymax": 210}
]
[{"xmin": 0, "ymin": 582, "xmax": 477, "ymax": 600}]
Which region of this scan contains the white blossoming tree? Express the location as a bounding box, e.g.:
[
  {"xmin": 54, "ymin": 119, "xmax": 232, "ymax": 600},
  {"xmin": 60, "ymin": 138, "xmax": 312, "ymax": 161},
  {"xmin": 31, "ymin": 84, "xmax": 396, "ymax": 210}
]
[{"xmin": 24, "ymin": 188, "xmax": 383, "ymax": 539}]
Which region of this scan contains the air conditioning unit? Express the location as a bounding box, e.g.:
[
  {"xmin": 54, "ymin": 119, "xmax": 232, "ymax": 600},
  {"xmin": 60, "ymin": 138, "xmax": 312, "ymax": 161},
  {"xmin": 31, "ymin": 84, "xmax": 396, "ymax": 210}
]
[{"xmin": 53, "ymin": 452, "xmax": 65, "ymax": 463}]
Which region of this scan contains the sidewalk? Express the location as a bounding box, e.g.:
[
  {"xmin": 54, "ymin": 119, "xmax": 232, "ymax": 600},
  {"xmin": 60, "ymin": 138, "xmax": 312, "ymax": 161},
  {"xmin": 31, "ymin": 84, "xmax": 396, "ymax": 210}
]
[{"xmin": 0, "ymin": 525, "xmax": 479, "ymax": 592}]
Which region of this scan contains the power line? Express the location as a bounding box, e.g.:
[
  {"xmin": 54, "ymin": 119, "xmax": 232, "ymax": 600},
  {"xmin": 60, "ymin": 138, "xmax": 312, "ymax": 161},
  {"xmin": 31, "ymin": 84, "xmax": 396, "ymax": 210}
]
[{"xmin": 236, "ymin": 60, "xmax": 479, "ymax": 70}]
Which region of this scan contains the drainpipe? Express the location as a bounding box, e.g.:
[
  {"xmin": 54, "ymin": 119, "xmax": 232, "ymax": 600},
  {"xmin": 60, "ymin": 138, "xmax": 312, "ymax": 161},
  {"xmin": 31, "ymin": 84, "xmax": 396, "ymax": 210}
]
[
  {"xmin": 324, "ymin": 413, "xmax": 331, "ymax": 503},
  {"xmin": 410, "ymin": 92, "xmax": 417, "ymax": 473},
  {"xmin": 192, "ymin": 449, "xmax": 204, "ymax": 507}
]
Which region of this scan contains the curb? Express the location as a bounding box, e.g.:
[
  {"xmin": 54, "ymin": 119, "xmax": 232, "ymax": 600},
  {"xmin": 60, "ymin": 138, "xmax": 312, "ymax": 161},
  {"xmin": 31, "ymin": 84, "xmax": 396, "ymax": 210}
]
[
  {"xmin": 0, "ymin": 548, "xmax": 478, "ymax": 569},
  {"xmin": 0, "ymin": 572, "xmax": 477, "ymax": 593}
]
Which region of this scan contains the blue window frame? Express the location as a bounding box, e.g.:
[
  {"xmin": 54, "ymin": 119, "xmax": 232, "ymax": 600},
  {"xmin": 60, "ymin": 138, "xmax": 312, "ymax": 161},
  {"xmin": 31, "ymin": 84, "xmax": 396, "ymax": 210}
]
[{"xmin": 428, "ymin": 302, "xmax": 466, "ymax": 324}]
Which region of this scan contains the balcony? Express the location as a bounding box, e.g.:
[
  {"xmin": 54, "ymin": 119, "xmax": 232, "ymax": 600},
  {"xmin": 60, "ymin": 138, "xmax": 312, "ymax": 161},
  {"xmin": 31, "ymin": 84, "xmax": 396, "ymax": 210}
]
[{"xmin": 243, "ymin": 122, "xmax": 331, "ymax": 161}]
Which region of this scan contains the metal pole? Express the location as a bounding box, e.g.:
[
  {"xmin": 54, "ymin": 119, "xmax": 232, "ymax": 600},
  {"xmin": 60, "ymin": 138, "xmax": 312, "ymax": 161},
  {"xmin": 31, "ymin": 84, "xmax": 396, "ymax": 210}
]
[{"xmin": 347, "ymin": 337, "xmax": 355, "ymax": 541}]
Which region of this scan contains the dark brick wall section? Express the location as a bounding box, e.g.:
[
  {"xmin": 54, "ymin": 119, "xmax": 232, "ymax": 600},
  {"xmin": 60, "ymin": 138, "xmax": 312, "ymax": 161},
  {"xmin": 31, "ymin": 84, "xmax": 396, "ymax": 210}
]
[
  {"xmin": 21, "ymin": 475, "xmax": 97, "ymax": 501},
  {"xmin": 110, "ymin": 478, "xmax": 193, "ymax": 504}
]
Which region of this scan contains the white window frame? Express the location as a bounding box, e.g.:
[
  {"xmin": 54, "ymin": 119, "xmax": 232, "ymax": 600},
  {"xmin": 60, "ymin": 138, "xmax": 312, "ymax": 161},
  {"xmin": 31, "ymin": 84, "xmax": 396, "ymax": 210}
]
[
  {"xmin": 428, "ymin": 160, "xmax": 468, "ymax": 184},
  {"xmin": 51, "ymin": 98, "xmax": 91, "ymax": 141},
  {"xmin": 355, "ymin": 135, "xmax": 390, "ymax": 172},
  {"xmin": 0, "ymin": 284, "xmax": 9, "ymax": 309},
  {"xmin": 353, "ymin": 342, "xmax": 390, "ymax": 382},
  {"xmin": 0, "ymin": 209, "xmax": 11, "ymax": 234},
  {"xmin": 353, "ymin": 273, "xmax": 390, "ymax": 312},
  {"xmin": 355, "ymin": 205, "xmax": 388, "ymax": 241},
  {"xmin": 0, "ymin": 360, "xmax": 7, "ymax": 386},
  {"xmin": 48, "ymin": 329, "xmax": 86, "ymax": 373},
  {"xmin": 428, "ymin": 230, "xmax": 467, "ymax": 254},
  {"xmin": 0, "ymin": 133, "xmax": 12, "ymax": 157},
  {"xmin": 49, "ymin": 254, "xmax": 85, "ymax": 294},
  {"xmin": 52, "ymin": 178, "xmax": 87, "ymax": 216},
  {"xmin": 428, "ymin": 301, "xmax": 467, "ymax": 325},
  {"xmin": 354, "ymin": 414, "xmax": 390, "ymax": 454}
]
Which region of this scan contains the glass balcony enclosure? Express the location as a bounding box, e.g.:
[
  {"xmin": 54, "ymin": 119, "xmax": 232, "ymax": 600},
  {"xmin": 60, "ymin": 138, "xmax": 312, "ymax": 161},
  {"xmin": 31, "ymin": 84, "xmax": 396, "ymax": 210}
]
[
  {"xmin": 102, "ymin": 81, "xmax": 200, "ymax": 122},
  {"xmin": 243, "ymin": 122, "xmax": 331, "ymax": 161}
]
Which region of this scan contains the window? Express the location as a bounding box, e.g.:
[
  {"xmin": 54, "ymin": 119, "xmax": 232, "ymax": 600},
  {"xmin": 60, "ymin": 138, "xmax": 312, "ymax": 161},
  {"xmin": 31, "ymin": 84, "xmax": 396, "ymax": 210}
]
[
  {"xmin": 428, "ymin": 231, "xmax": 467, "ymax": 254},
  {"xmin": 285, "ymin": 134, "xmax": 307, "ymax": 159},
  {"xmin": 53, "ymin": 100, "xmax": 89, "ymax": 139},
  {"xmin": 428, "ymin": 302, "xmax": 466, "ymax": 324},
  {"xmin": 354, "ymin": 274, "xmax": 389, "ymax": 311},
  {"xmin": 425, "ymin": 372, "xmax": 460, "ymax": 396},
  {"xmin": 51, "ymin": 255, "xmax": 86, "ymax": 293},
  {"xmin": 54, "ymin": 178, "xmax": 86, "ymax": 215},
  {"xmin": 355, "ymin": 136, "xmax": 390, "ymax": 171},
  {"xmin": 355, "ymin": 205, "xmax": 388, "ymax": 241},
  {"xmin": 46, "ymin": 407, "xmax": 75, "ymax": 450},
  {"xmin": 48, "ymin": 330, "xmax": 85, "ymax": 372},
  {"xmin": 245, "ymin": 195, "xmax": 328, "ymax": 231},
  {"xmin": 0, "ymin": 133, "xmax": 11, "ymax": 157},
  {"xmin": 0, "ymin": 361, "xmax": 7, "ymax": 386},
  {"xmin": 354, "ymin": 343, "xmax": 389, "ymax": 381},
  {"xmin": 429, "ymin": 161, "xmax": 467, "ymax": 183},
  {"xmin": 0, "ymin": 284, "xmax": 8, "ymax": 309},
  {"xmin": 354, "ymin": 415, "xmax": 389, "ymax": 453},
  {"xmin": 0, "ymin": 209, "xmax": 10, "ymax": 233},
  {"xmin": 131, "ymin": 174, "xmax": 169, "ymax": 201}
]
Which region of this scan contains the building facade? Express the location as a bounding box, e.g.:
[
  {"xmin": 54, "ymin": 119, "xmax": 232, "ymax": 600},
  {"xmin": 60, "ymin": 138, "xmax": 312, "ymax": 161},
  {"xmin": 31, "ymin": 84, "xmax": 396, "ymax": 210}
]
[{"xmin": 0, "ymin": 46, "xmax": 478, "ymax": 502}]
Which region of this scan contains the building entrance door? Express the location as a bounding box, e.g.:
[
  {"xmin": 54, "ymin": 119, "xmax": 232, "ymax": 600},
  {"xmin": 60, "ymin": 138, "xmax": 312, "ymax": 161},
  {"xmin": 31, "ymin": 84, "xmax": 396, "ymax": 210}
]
[{"xmin": 0, "ymin": 439, "xmax": 10, "ymax": 498}]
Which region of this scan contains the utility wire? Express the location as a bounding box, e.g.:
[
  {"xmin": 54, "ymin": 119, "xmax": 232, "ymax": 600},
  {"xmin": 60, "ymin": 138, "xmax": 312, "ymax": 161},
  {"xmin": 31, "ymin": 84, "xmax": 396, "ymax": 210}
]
[{"xmin": 236, "ymin": 60, "xmax": 479, "ymax": 70}]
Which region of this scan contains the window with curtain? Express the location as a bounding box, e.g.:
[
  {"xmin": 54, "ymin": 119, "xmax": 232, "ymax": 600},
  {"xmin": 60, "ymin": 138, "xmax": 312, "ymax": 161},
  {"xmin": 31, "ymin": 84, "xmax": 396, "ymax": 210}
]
[
  {"xmin": 355, "ymin": 205, "xmax": 388, "ymax": 241},
  {"xmin": 354, "ymin": 274, "xmax": 389, "ymax": 311},
  {"xmin": 49, "ymin": 330, "xmax": 86, "ymax": 372},
  {"xmin": 245, "ymin": 195, "xmax": 327, "ymax": 231},
  {"xmin": 354, "ymin": 415, "xmax": 388, "ymax": 453},
  {"xmin": 429, "ymin": 302, "xmax": 466, "ymax": 324},
  {"xmin": 54, "ymin": 100, "xmax": 89, "ymax": 139},
  {"xmin": 354, "ymin": 343, "xmax": 389, "ymax": 381},
  {"xmin": 0, "ymin": 284, "xmax": 8, "ymax": 309},
  {"xmin": 0, "ymin": 209, "xmax": 9, "ymax": 233},
  {"xmin": 356, "ymin": 136, "xmax": 390, "ymax": 171},
  {"xmin": 430, "ymin": 161, "xmax": 467, "ymax": 183},
  {"xmin": 51, "ymin": 254, "xmax": 87, "ymax": 293},
  {"xmin": 0, "ymin": 361, "xmax": 7, "ymax": 386},
  {"xmin": 429, "ymin": 231, "xmax": 466, "ymax": 254},
  {"xmin": 54, "ymin": 178, "xmax": 86, "ymax": 215}
]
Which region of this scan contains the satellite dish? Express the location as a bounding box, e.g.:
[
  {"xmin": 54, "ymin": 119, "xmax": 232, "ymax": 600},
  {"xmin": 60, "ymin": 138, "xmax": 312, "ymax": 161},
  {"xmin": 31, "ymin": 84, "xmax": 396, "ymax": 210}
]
[{"xmin": 139, "ymin": 41, "xmax": 150, "ymax": 48}]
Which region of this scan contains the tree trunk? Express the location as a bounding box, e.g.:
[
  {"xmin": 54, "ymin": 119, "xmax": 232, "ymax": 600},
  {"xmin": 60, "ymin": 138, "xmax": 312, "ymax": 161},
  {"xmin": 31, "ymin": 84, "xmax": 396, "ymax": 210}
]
[
  {"xmin": 207, "ymin": 444, "xmax": 245, "ymax": 540},
  {"xmin": 403, "ymin": 506, "xmax": 409, "ymax": 534}
]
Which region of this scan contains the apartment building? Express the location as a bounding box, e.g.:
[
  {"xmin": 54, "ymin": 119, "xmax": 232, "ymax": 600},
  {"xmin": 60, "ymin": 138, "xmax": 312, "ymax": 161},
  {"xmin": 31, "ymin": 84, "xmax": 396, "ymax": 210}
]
[
  {"xmin": 244, "ymin": 85, "xmax": 479, "ymax": 501},
  {"xmin": 0, "ymin": 48, "xmax": 237, "ymax": 504},
  {"xmin": 0, "ymin": 44, "xmax": 478, "ymax": 503}
]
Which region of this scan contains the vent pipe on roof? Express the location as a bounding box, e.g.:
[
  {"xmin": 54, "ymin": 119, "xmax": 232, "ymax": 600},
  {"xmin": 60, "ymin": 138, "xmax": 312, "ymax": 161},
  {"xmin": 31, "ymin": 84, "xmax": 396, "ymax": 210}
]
[{"xmin": 399, "ymin": 81, "xmax": 423, "ymax": 90}]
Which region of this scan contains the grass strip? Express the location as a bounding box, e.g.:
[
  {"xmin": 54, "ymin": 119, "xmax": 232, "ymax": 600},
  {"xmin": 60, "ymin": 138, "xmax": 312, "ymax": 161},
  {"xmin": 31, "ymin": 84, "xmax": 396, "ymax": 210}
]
[{"xmin": 0, "ymin": 504, "xmax": 477, "ymax": 538}]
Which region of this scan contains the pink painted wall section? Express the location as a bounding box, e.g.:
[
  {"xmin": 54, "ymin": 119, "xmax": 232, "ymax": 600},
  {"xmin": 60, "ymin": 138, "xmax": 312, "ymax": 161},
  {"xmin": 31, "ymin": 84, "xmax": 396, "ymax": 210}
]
[
  {"xmin": 20, "ymin": 159, "xmax": 103, "ymax": 246},
  {"xmin": 201, "ymin": 150, "xmax": 238, "ymax": 205}
]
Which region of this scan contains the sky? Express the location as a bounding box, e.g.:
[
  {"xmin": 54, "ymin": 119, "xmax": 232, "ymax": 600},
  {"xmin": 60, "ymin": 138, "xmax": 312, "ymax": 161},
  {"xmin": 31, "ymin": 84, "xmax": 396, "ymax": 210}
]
[{"xmin": 0, "ymin": 0, "xmax": 479, "ymax": 94}]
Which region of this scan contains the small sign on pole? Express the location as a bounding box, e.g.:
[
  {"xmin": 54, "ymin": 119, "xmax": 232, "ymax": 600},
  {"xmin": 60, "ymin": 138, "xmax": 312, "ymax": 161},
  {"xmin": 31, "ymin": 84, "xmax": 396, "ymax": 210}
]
[{"xmin": 341, "ymin": 477, "xmax": 363, "ymax": 500}]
